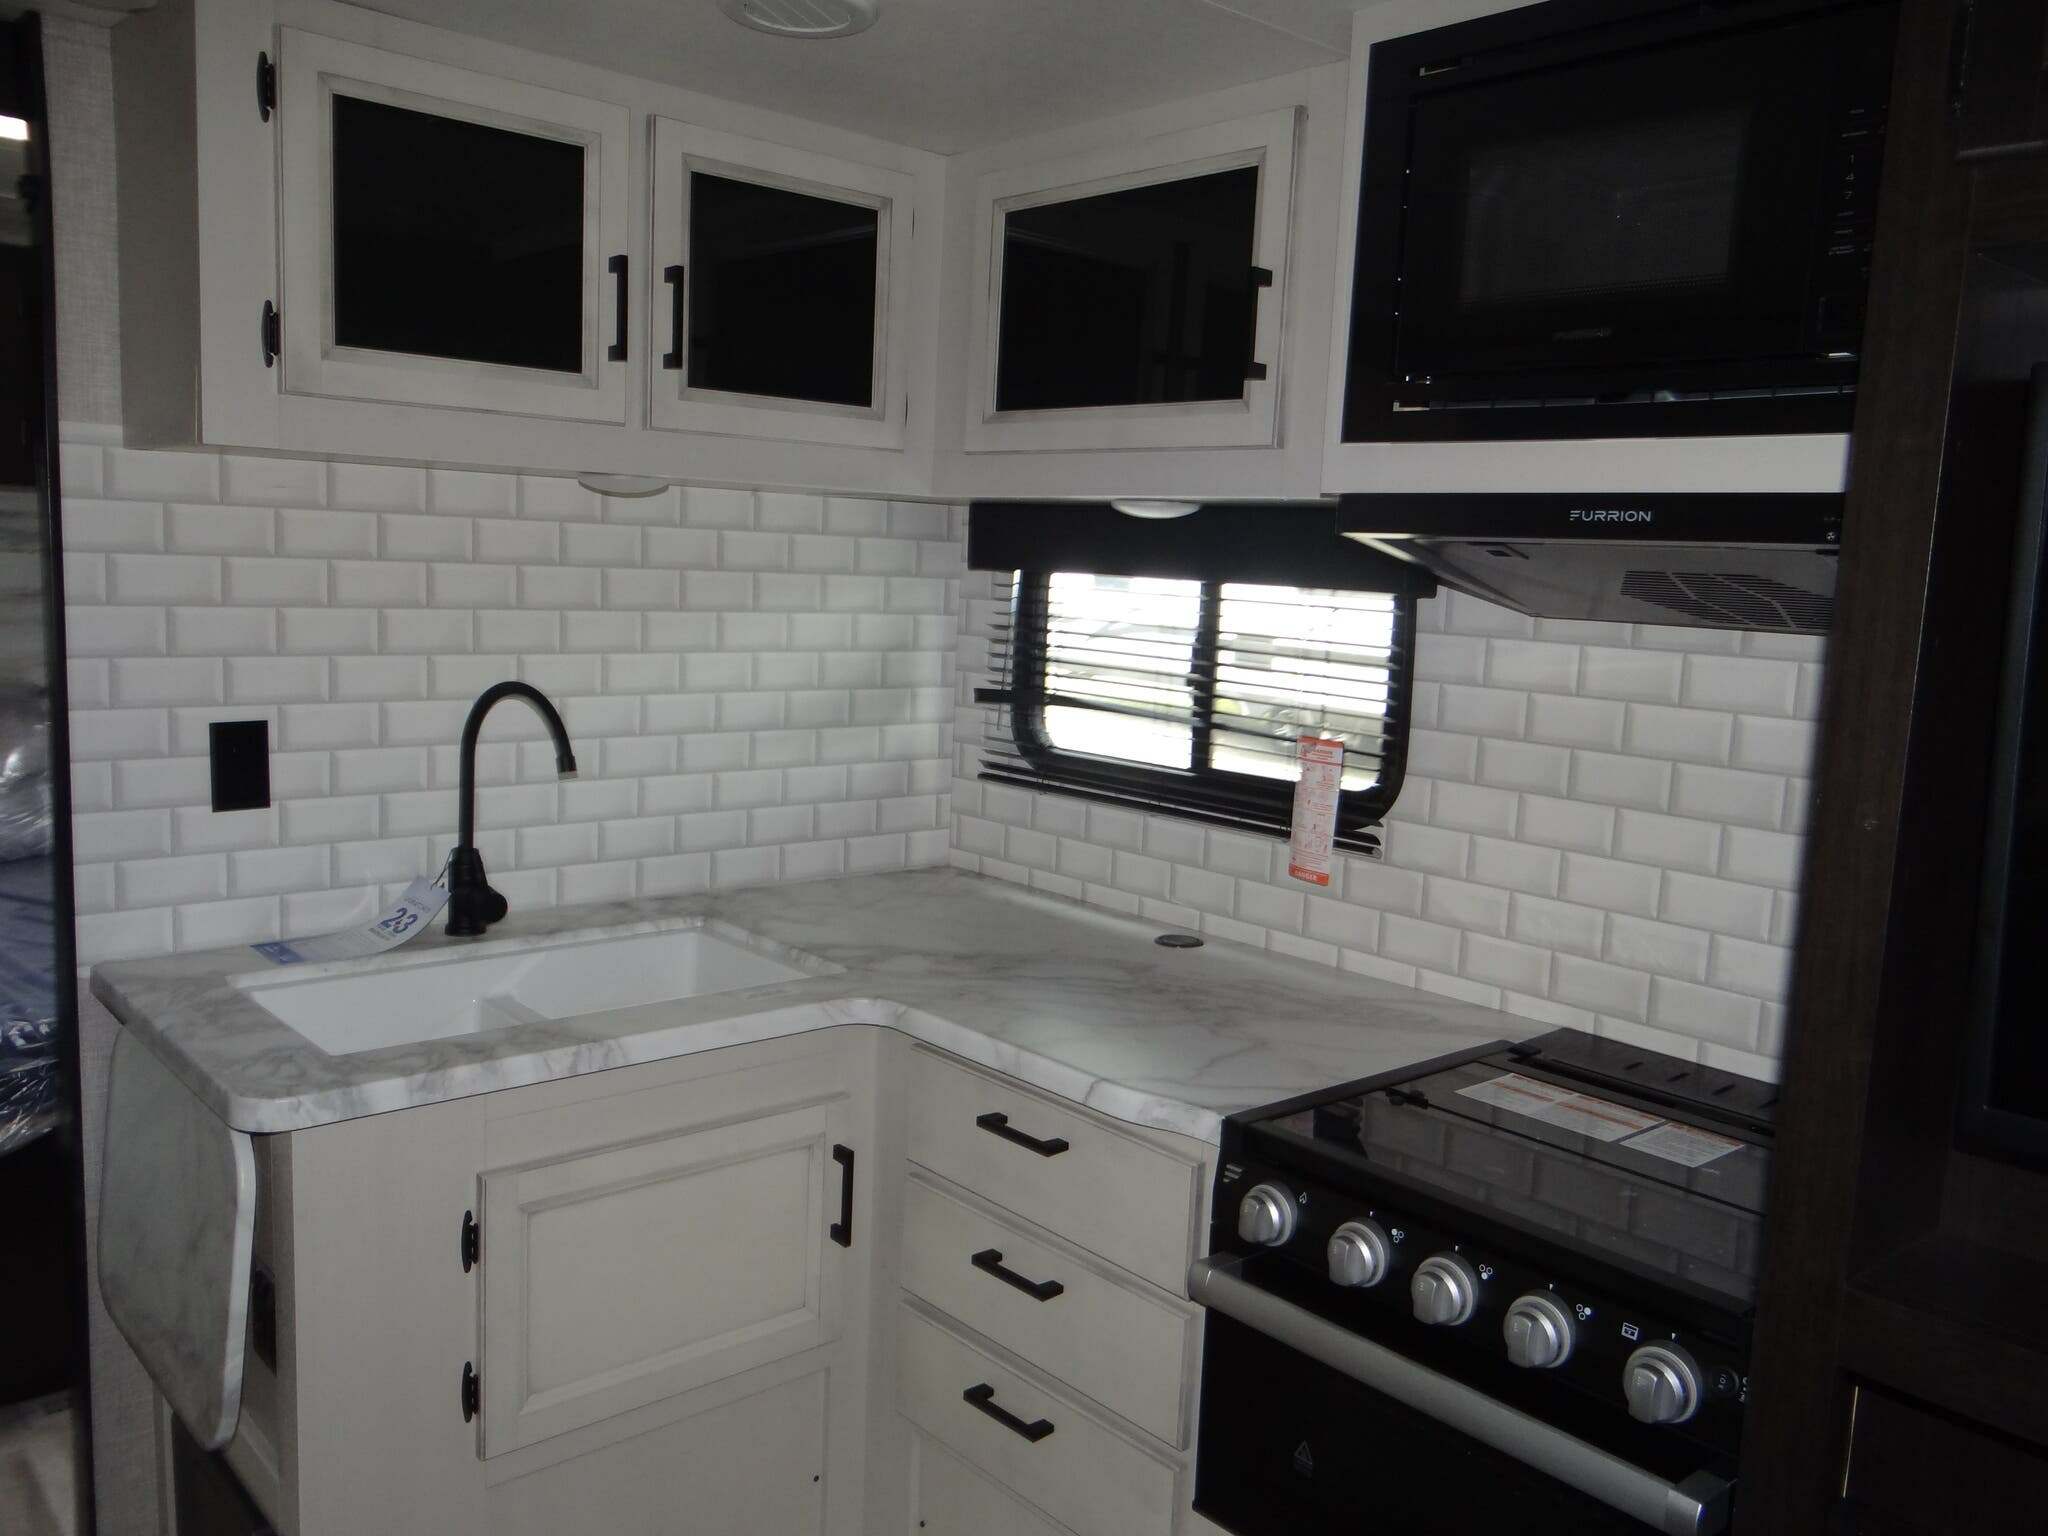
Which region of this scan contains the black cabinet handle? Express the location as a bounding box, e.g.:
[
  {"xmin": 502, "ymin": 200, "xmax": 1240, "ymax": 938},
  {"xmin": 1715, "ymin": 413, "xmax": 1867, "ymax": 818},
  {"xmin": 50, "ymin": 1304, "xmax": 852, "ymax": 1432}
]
[
  {"xmin": 830, "ymin": 1143, "xmax": 854, "ymax": 1247},
  {"xmin": 608, "ymin": 254, "xmax": 629, "ymax": 362},
  {"xmin": 1243, "ymin": 265, "xmax": 1273, "ymax": 381},
  {"xmin": 662, "ymin": 264, "xmax": 685, "ymax": 371},
  {"xmin": 971, "ymin": 1247, "xmax": 1065, "ymax": 1302},
  {"xmin": 976, "ymin": 1111, "xmax": 1069, "ymax": 1158},
  {"xmin": 962, "ymin": 1383, "xmax": 1054, "ymax": 1443}
]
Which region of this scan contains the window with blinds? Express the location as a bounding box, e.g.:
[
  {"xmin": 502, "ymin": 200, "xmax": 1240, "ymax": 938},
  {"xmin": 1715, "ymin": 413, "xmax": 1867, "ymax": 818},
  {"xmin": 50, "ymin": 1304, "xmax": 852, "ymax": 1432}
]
[{"xmin": 977, "ymin": 569, "xmax": 1417, "ymax": 852}]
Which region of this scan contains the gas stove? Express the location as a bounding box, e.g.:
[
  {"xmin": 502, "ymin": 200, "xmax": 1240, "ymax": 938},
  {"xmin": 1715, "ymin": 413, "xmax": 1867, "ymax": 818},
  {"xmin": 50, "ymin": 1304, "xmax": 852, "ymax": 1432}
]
[{"xmin": 1189, "ymin": 1029, "xmax": 1774, "ymax": 1536}]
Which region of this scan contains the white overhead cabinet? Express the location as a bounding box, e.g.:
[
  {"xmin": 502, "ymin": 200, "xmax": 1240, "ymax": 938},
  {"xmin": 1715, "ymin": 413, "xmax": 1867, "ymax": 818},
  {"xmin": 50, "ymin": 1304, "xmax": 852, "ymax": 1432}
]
[
  {"xmin": 649, "ymin": 120, "xmax": 916, "ymax": 449},
  {"xmin": 273, "ymin": 31, "xmax": 633, "ymax": 423},
  {"xmin": 111, "ymin": 0, "xmax": 941, "ymax": 496},
  {"xmin": 961, "ymin": 108, "xmax": 1300, "ymax": 455}
]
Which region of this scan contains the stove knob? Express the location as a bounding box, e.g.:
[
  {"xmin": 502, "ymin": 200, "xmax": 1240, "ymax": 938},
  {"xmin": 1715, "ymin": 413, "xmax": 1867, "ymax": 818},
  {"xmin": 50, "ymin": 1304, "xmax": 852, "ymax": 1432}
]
[
  {"xmin": 1409, "ymin": 1253, "xmax": 1480, "ymax": 1327},
  {"xmin": 1502, "ymin": 1293, "xmax": 1575, "ymax": 1369},
  {"xmin": 1326, "ymin": 1220, "xmax": 1391, "ymax": 1288},
  {"xmin": 1623, "ymin": 1342, "xmax": 1702, "ymax": 1426},
  {"xmin": 1237, "ymin": 1183, "xmax": 1297, "ymax": 1247}
]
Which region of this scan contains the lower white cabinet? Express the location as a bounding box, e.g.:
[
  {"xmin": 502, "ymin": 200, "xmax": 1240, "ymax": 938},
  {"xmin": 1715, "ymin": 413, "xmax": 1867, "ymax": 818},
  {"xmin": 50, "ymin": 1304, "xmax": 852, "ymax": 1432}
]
[
  {"xmin": 174, "ymin": 1030, "xmax": 1211, "ymax": 1536},
  {"xmin": 215, "ymin": 1028, "xmax": 880, "ymax": 1536}
]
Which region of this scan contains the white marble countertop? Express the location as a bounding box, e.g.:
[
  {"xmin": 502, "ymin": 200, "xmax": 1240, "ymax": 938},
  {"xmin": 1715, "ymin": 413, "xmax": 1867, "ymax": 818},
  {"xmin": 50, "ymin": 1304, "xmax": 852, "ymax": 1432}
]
[{"xmin": 91, "ymin": 867, "xmax": 1517, "ymax": 1144}]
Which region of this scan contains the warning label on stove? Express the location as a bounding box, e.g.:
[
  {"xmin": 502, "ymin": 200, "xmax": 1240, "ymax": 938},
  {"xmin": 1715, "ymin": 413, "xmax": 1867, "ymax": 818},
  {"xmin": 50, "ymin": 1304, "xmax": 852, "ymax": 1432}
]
[
  {"xmin": 1455, "ymin": 1072, "xmax": 1665, "ymax": 1143},
  {"xmin": 1619, "ymin": 1121, "xmax": 1744, "ymax": 1168}
]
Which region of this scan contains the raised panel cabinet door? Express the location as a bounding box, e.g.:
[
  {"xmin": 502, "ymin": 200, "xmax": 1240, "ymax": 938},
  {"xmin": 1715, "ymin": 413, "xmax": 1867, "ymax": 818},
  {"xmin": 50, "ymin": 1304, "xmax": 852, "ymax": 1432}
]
[
  {"xmin": 649, "ymin": 117, "xmax": 915, "ymax": 448},
  {"xmin": 275, "ymin": 29, "xmax": 632, "ymax": 422},
  {"xmin": 477, "ymin": 1095, "xmax": 851, "ymax": 1456},
  {"xmin": 483, "ymin": 1368, "xmax": 830, "ymax": 1536},
  {"xmin": 964, "ymin": 107, "xmax": 1300, "ymax": 454}
]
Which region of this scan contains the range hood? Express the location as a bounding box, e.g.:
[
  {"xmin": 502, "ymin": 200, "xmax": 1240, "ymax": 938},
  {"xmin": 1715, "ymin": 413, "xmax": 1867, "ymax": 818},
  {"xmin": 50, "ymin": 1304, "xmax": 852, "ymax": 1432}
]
[{"xmin": 1337, "ymin": 492, "xmax": 1844, "ymax": 632}]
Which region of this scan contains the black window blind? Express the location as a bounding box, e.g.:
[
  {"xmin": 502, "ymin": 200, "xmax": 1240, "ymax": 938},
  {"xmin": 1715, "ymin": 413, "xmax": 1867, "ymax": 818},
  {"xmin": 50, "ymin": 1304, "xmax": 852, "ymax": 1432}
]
[{"xmin": 968, "ymin": 503, "xmax": 1433, "ymax": 853}]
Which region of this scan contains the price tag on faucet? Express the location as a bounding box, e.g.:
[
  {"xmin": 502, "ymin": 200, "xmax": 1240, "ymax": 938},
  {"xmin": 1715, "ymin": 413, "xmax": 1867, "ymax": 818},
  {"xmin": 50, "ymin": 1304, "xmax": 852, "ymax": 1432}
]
[{"xmin": 250, "ymin": 877, "xmax": 452, "ymax": 966}]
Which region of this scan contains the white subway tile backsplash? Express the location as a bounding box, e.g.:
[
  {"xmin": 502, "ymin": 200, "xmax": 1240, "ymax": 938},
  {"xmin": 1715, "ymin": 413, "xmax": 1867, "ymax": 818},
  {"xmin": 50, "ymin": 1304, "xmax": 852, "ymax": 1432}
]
[
  {"xmin": 1624, "ymin": 704, "xmax": 1733, "ymax": 764},
  {"xmin": 1606, "ymin": 913, "xmax": 1711, "ymax": 982},
  {"xmin": 106, "ymin": 446, "xmax": 219, "ymax": 502},
  {"xmin": 71, "ymin": 432, "xmax": 1815, "ymax": 1065},
  {"xmin": 1526, "ymin": 694, "xmax": 1625, "ymax": 750},
  {"xmin": 225, "ymin": 557, "xmax": 324, "ymax": 607},
  {"xmin": 69, "ymin": 606, "xmax": 166, "ymax": 658},
  {"xmin": 427, "ymin": 469, "xmax": 515, "ymax": 517},
  {"xmin": 1660, "ymin": 871, "xmax": 1775, "ymax": 941},
  {"xmin": 166, "ymin": 503, "xmax": 273, "ymax": 555},
  {"xmin": 66, "ymin": 498, "xmax": 163, "ymax": 551},
  {"xmin": 1569, "ymin": 751, "xmax": 1673, "ymax": 811},
  {"xmin": 1613, "ymin": 809, "xmax": 1722, "ymax": 876},
  {"xmin": 66, "ymin": 448, "xmax": 953, "ymax": 963},
  {"xmin": 329, "ymin": 462, "xmax": 425, "ymax": 513},
  {"xmin": 279, "ymin": 509, "xmax": 376, "ymax": 560},
  {"xmin": 1559, "ymin": 853, "xmax": 1660, "ymax": 917},
  {"xmin": 177, "ymin": 608, "xmax": 277, "ymax": 657},
  {"xmin": 109, "ymin": 552, "xmax": 221, "ymax": 605}
]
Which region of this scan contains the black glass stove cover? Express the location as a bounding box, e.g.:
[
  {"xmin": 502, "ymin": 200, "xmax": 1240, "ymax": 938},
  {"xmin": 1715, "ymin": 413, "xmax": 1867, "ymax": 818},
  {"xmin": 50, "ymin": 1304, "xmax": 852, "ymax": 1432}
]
[{"xmin": 1238, "ymin": 1029, "xmax": 1775, "ymax": 1310}]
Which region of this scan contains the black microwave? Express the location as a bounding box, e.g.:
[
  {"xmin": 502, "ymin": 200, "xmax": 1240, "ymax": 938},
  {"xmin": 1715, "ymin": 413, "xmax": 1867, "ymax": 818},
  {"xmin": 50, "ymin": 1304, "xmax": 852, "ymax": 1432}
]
[{"xmin": 1342, "ymin": 0, "xmax": 1899, "ymax": 443}]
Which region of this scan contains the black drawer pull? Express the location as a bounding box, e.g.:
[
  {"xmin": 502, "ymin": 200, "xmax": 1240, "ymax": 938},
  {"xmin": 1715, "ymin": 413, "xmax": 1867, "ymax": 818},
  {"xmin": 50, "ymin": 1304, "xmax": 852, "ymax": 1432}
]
[
  {"xmin": 607, "ymin": 254, "xmax": 629, "ymax": 362},
  {"xmin": 1243, "ymin": 264, "xmax": 1273, "ymax": 381},
  {"xmin": 976, "ymin": 1111, "xmax": 1069, "ymax": 1158},
  {"xmin": 962, "ymin": 1382, "xmax": 1054, "ymax": 1443},
  {"xmin": 830, "ymin": 1143, "xmax": 854, "ymax": 1248},
  {"xmin": 971, "ymin": 1247, "xmax": 1065, "ymax": 1302},
  {"xmin": 661, "ymin": 264, "xmax": 686, "ymax": 370}
]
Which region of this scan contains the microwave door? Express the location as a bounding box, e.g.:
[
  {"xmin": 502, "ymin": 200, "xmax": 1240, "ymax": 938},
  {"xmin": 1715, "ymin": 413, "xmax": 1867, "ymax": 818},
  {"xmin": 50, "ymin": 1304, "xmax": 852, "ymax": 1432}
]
[{"xmin": 1392, "ymin": 13, "xmax": 1858, "ymax": 396}]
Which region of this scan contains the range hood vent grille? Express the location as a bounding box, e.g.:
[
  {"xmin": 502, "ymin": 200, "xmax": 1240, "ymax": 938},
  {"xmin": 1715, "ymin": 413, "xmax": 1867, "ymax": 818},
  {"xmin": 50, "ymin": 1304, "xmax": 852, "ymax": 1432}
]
[{"xmin": 1619, "ymin": 570, "xmax": 1834, "ymax": 631}]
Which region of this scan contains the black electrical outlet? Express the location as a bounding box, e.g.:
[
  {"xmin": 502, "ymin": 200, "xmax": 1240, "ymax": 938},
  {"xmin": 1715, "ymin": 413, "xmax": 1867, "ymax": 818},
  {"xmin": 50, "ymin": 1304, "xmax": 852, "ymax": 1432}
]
[{"xmin": 209, "ymin": 720, "xmax": 270, "ymax": 812}]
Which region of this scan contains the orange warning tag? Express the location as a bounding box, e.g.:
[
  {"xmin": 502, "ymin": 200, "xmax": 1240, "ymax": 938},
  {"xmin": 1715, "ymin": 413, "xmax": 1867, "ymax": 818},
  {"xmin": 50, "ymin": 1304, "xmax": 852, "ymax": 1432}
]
[{"xmin": 1287, "ymin": 736, "xmax": 1344, "ymax": 886}]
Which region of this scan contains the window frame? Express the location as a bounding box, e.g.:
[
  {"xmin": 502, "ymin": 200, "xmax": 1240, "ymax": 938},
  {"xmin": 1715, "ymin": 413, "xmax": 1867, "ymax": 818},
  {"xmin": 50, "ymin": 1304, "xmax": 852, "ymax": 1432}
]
[{"xmin": 999, "ymin": 570, "xmax": 1417, "ymax": 849}]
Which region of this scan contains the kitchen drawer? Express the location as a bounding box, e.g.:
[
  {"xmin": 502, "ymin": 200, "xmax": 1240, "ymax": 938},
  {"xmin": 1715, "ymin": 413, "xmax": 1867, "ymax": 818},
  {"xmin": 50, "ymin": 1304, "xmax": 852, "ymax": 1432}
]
[
  {"xmin": 911, "ymin": 1428, "xmax": 1076, "ymax": 1536},
  {"xmin": 901, "ymin": 1172, "xmax": 1195, "ymax": 1446},
  {"xmin": 896, "ymin": 1301, "xmax": 1179, "ymax": 1536},
  {"xmin": 904, "ymin": 1049, "xmax": 1203, "ymax": 1291}
]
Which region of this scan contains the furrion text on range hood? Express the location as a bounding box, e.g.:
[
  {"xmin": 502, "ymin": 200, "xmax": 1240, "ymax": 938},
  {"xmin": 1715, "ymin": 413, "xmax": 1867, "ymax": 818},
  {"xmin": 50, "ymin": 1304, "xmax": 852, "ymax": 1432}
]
[{"xmin": 1336, "ymin": 491, "xmax": 1845, "ymax": 633}]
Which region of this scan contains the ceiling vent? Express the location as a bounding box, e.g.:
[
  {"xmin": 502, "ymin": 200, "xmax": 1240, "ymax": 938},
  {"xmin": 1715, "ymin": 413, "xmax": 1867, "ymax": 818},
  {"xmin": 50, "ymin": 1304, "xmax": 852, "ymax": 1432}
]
[{"xmin": 718, "ymin": 0, "xmax": 879, "ymax": 39}]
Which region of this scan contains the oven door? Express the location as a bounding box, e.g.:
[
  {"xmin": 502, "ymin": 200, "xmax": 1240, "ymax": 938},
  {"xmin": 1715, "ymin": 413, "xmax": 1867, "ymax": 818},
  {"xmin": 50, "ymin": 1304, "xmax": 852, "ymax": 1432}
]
[
  {"xmin": 1189, "ymin": 1259, "xmax": 1732, "ymax": 1536},
  {"xmin": 1388, "ymin": 3, "xmax": 1894, "ymax": 396}
]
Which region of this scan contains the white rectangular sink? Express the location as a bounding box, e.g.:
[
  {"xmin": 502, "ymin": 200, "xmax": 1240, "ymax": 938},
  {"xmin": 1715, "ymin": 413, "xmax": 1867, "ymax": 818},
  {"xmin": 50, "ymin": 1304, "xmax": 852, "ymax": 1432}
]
[{"xmin": 233, "ymin": 925, "xmax": 827, "ymax": 1056}]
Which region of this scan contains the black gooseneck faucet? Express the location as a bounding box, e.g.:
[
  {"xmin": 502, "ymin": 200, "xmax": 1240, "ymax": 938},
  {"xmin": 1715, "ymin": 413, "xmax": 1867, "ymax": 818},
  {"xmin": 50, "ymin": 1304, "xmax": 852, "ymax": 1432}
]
[{"xmin": 446, "ymin": 681, "xmax": 578, "ymax": 937}]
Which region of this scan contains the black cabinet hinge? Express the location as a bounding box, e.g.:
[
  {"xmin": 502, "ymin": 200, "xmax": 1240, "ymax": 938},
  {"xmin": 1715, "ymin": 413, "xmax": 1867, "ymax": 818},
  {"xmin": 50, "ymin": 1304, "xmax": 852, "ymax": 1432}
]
[
  {"xmin": 460, "ymin": 1210, "xmax": 479, "ymax": 1273},
  {"xmin": 461, "ymin": 1362, "xmax": 479, "ymax": 1422},
  {"xmin": 260, "ymin": 301, "xmax": 280, "ymax": 368},
  {"xmin": 257, "ymin": 52, "xmax": 276, "ymax": 121}
]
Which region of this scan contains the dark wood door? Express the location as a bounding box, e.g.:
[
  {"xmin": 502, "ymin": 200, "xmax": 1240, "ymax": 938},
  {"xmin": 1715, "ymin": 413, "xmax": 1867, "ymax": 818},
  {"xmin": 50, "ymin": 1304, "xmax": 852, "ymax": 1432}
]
[{"xmin": 1957, "ymin": 0, "xmax": 2048, "ymax": 160}]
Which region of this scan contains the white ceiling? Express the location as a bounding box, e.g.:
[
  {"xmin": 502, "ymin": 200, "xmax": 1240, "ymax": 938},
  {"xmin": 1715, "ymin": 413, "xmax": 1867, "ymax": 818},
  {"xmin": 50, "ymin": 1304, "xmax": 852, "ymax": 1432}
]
[{"xmin": 354, "ymin": 0, "xmax": 1362, "ymax": 154}]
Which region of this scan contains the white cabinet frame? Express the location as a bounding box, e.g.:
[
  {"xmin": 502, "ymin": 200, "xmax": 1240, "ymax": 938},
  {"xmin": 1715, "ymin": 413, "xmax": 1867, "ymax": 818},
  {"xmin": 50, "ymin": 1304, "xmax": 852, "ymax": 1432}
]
[
  {"xmin": 275, "ymin": 28, "xmax": 632, "ymax": 422},
  {"xmin": 649, "ymin": 118, "xmax": 914, "ymax": 449},
  {"xmin": 962, "ymin": 106, "xmax": 1301, "ymax": 455}
]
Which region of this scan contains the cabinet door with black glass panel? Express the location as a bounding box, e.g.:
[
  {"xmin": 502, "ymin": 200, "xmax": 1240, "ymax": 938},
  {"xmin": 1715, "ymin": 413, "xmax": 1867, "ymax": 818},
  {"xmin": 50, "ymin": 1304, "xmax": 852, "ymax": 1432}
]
[
  {"xmin": 275, "ymin": 30, "xmax": 631, "ymax": 422},
  {"xmin": 965, "ymin": 108, "xmax": 1298, "ymax": 453},
  {"xmin": 649, "ymin": 118, "xmax": 916, "ymax": 449}
]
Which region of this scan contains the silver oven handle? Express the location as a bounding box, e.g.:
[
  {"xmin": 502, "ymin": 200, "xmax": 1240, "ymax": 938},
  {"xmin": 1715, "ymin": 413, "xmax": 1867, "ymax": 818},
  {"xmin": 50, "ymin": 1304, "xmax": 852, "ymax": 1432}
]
[{"xmin": 1187, "ymin": 1257, "xmax": 1732, "ymax": 1536}]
